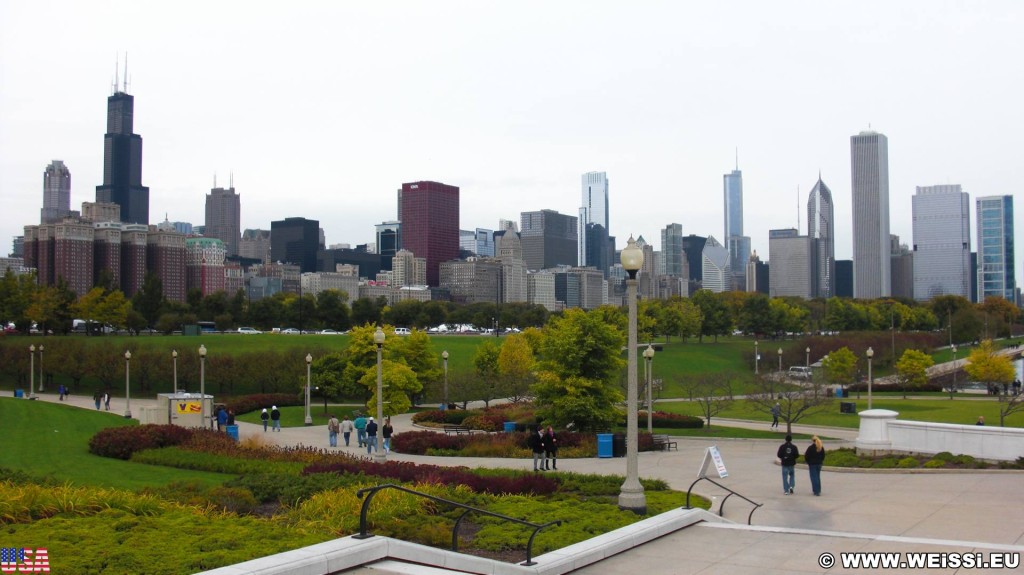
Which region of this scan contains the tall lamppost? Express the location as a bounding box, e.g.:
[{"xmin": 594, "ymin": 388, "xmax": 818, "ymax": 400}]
[
  {"xmin": 643, "ymin": 344, "xmax": 655, "ymax": 434},
  {"xmin": 304, "ymin": 354, "xmax": 313, "ymax": 426},
  {"xmin": 754, "ymin": 340, "xmax": 759, "ymax": 375},
  {"xmin": 866, "ymin": 347, "xmax": 874, "ymax": 410},
  {"xmin": 38, "ymin": 345, "xmax": 44, "ymax": 392},
  {"xmin": 199, "ymin": 345, "xmax": 207, "ymax": 429},
  {"xmin": 172, "ymin": 350, "xmax": 178, "ymax": 395},
  {"xmin": 805, "ymin": 347, "xmax": 810, "ymax": 368},
  {"xmin": 124, "ymin": 350, "xmax": 132, "ymax": 418},
  {"xmin": 442, "ymin": 350, "xmax": 449, "ymax": 409},
  {"xmin": 618, "ymin": 235, "xmax": 646, "ymax": 514},
  {"xmin": 777, "ymin": 348, "xmax": 783, "ymax": 373},
  {"xmin": 373, "ymin": 327, "xmax": 387, "ymax": 463},
  {"xmin": 951, "ymin": 345, "xmax": 958, "ymax": 397},
  {"xmin": 28, "ymin": 345, "xmax": 35, "ymax": 399}
]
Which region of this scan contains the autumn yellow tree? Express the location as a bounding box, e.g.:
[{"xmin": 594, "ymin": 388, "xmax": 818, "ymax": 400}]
[
  {"xmin": 497, "ymin": 332, "xmax": 535, "ymax": 402},
  {"xmin": 964, "ymin": 340, "xmax": 1020, "ymax": 426}
]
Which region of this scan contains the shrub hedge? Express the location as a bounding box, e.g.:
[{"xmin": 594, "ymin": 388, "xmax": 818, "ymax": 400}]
[
  {"xmin": 88, "ymin": 424, "xmax": 194, "ymax": 460},
  {"xmin": 301, "ymin": 459, "xmax": 559, "ymax": 496},
  {"xmin": 224, "ymin": 393, "xmax": 304, "ymax": 416}
]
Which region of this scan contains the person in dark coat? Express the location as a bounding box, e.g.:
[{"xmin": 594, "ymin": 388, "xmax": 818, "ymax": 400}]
[
  {"xmin": 270, "ymin": 406, "xmax": 281, "ymax": 432},
  {"xmin": 365, "ymin": 417, "xmax": 379, "ymax": 454},
  {"xmin": 260, "ymin": 408, "xmax": 269, "ymax": 432},
  {"xmin": 528, "ymin": 426, "xmax": 547, "ymax": 471},
  {"xmin": 777, "ymin": 434, "xmax": 799, "ymax": 494},
  {"xmin": 543, "ymin": 425, "xmax": 558, "ymax": 470},
  {"xmin": 804, "ymin": 435, "xmax": 826, "ymax": 496}
]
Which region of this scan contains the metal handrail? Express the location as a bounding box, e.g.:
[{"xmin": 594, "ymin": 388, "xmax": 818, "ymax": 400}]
[
  {"xmin": 685, "ymin": 476, "xmax": 762, "ymax": 525},
  {"xmin": 353, "ymin": 483, "xmax": 562, "ymax": 566}
]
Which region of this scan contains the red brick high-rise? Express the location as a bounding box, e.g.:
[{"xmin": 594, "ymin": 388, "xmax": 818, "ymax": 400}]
[{"xmin": 399, "ymin": 181, "xmax": 459, "ymax": 286}]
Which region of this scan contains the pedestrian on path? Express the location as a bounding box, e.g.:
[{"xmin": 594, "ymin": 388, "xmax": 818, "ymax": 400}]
[
  {"xmin": 103, "ymin": 391, "xmax": 111, "ymax": 411},
  {"xmin": 327, "ymin": 414, "xmax": 340, "ymax": 447},
  {"xmin": 260, "ymin": 408, "xmax": 269, "ymax": 432},
  {"xmin": 365, "ymin": 417, "xmax": 378, "ymax": 454},
  {"xmin": 270, "ymin": 406, "xmax": 281, "ymax": 431},
  {"xmin": 543, "ymin": 425, "xmax": 558, "ymax": 470},
  {"xmin": 340, "ymin": 416, "xmax": 354, "ymax": 446},
  {"xmin": 93, "ymin": 390, "xmax": 102, "ymax": 410},
  {"xmin": 528, "ymin": 425, "xmax": 547, "ymax": 471},
  {"xmin": 58, "ymin": 384, "xmax": 66, "ymax": 401},
  {"xmin": 777, "ymin": 434, "xmax": 798, "ymax": 495},
  {"xmin": 805, "ymin": 436, "xmax": 825, "ymax": 496},
  {"xmin": 354, "ymin": 414, "xmax": 367, "ymax": 448},
  {"xmin": 382, "ymin": 417, "xmax": 394, "ymax": 454},
  {"xmin": 770, "ymin": 402, "xmax": 781, "ymax": 429}
]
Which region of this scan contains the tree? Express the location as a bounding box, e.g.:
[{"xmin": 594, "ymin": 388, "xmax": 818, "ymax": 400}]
[
  {"xmin": 691, "ymin": 290, "xmax": 732, "ymax": 342},
  {"xmin": 747, "ymin": 374, "xmax": 834, "ymax": 435},
  {"xmin": 822, "ymin": 347, "xmax": 857, "ymax": 394},
  {"xmin": 27, "ymin": 286, "xmax": 64, "ymax": 334},
  {"xmin": 360, "ymin": 360, "xmax": 420, "ymax": 417},
  {"xmin": 964, "ymin": 340, "xmax": 1020, "ymax": 426},
  {"xmin": 132, "ymin": 273, "xmax": 165, "ymax": 327},
  {"xmin": 738, "ymin": 293, "xmax": 774, "ymax": 337},
  {"xmin": 532, "ymin": 308, "xmax": 625, "ymax": 430},
  {"xmin": 497, "ymin": 333, "xmax": 535, "ymax": 402},
  {"xmin": 312, "ymin": 353, "xmax": 364, "ymax": 401},
  {"xmin": 658, "ymin": 297, "xmax": 702, "ymax": 342},
  {"xmin": 473, "ymin": 339, "xmax": 501, "ymax": 405},
  {"xmin": 895, "ymin": 349, "xmax": 934, "ymax": 398},
  {"xmin": 678, "ymin": 372, "xmax": 734, "ymax": 429},
  {"xmin": 316, "ymin": 289, "xmax": 350, "ymax": 330}
]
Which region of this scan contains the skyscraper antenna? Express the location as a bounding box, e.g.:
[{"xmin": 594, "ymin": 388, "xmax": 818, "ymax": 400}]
[
  {"xmin": 113, "ymin": 54, "xmax": 120, "ymax": 95},
  {"xmin": 230, "ymin": 171, "xmax": 234, "ymax": 189},
  {"xmin": 735, "ymin": 147, "xmax": 739, "ymax": 171},
  {"xmin": 797, "ymin": 185, "xmax": 801, "ymax": 233},
  {"xmin": 214, "ymin": 173, "xmax": 217, "ymax": 188},
  {"xmin": 123, "ymin": 53, "xmax": 129, "ymax": 93}
]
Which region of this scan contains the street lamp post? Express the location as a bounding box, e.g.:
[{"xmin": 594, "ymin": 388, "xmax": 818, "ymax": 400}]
[
  {"xmin": 373, "ymin": 327, "xmax": 387, "ymax": 463},
  {"xmin": 754, "ymin": 340, "xmax": 759, "ymax": 375},
  {"xmin": 866, "ymin": 347, "xmax": 874, "ymax": 410},
  {"xmin": 124, "ymin": 350, "xmax": 132, "ymax": 419},
  {"xmin": 172, "ymin": 350, "xmax": 178, "ymax": 395},
  {"xmin": 777, "ymin": 348, "xmax": 783, "ymax": 374},
  {"xmin": 38, "ymin": 345, "xmax": 44, "ymax": 392},
  {"xmin": 805, "ymin": 347, "xmax": 810, "ymax": 368},
  {"xmin": 643, "ymin": 345, "xmax": 655, "ymax": 434},
  {"xmin": 199, "ymin": 345, "xmax": 208, "ymax": 429},
  {"xmin": 951, "ymin": 345, "xmax": 958, "ymax": 397},
  {"xmin": 304, "ymin": 354, "xmax": 313, "ymax": 426},
  {"xmin": 442, "ymin": 350, "xmax": 449, "ymax": 409},
  {"xmin": 28, "ymin": 345, "xmax": 35, "ymax": 399},
  {"xmin": 618, "ymin": 235, "xmax": 646, "ymax": 514}
]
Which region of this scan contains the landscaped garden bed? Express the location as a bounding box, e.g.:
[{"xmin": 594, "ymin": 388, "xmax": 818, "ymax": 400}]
[{"xmin": 814, "ymin": 447, "xmax": 1024, "ymax": 470}]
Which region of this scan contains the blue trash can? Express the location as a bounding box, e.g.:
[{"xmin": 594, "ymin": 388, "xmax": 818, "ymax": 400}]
[
  {"xmin": 503, "ymin": 421, "xmax": 516, "ymax": 433},
  {"xmin": 225, "ymin": 425, "xmax": 239, "ymax": 442},
  {"xmin": 597, "ymin": 433, "xmax": 613, "ymax": 458},
  {"xmin": 14, "ymin": 389, "xmax": 24, "ymax": 398}
]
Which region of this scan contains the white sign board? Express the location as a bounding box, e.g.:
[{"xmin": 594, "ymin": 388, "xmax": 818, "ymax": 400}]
[{"xmin": 698, "ymin": 445, "xmax": 729, "ymax": 479}]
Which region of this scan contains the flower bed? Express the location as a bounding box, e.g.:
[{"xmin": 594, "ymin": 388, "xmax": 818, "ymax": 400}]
[{"xmin": 301, "ymin": 459, "xmax": 559, "ymax": 496}]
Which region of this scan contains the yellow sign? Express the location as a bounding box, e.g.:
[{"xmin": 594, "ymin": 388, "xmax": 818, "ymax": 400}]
[{"xmin": 176, "ymin": 401, "xmax": 202, "ymax": 414}]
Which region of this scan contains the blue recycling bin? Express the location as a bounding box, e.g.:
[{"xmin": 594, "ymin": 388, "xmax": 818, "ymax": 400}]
[
  {"xmin": 597, "ymin": 433, "xmax": 613, "ymax": 458},
  {"xmin": 14, "ymin": 389, "xmax": 24, "ymax": 398},
  {"xmin": 503, "ymin": 421, "xmax": 516, "ymax": 433},
  {"xmin": 225, "ymin": 425, "xmax": 239, "ymax": 442}
]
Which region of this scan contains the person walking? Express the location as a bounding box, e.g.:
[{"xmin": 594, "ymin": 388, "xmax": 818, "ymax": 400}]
[
  {"xmin": 381, "ymin": 417, "xmax": 394, "ymax": 454},
  {"xmin": 58, "ymin": 384, "xmax": 66, "ymax": 401},
  {"xmin": 528, "ymin": 425, "xmax": 547, "ymax": 471},
  {"xmin": 327, "ymin": 414, "xmax": 340, "ymax": 447},
  {"xmin": 270, "ymin": 406, "xmax": 281, "ymax": 432},
  {"xmin": 340, "ymin": 415, "xmax": 354, "ymax": 446},
  {"xmin": 365, "ymin": 417, "xmax": 379, "ymax": 454},
  {"xmin": 226, "ymin": 410, "xmax": 235, "ymax": 426},
  {"xmin": 216, "ymin": 407, "xmax": 227, "ymax": 431},
  {"xmin": 770, "ymin": 402, "xmax": 781, "ymax": 429},
  {"xmin": 543, "ymin": 425, "xmax": 558, "ymax": 470},
  {"xmin": 805, "ymin": 435, "xmax": 826, "ymax": 496},
  {"xmin": 777, "ymin": 434, "xmax": 799, "ymax": 495},
  {"xmin": 260, "ymin": 408, "xmax": 269, "ymax": 432},
  {"xmin": 354, "ymin": 414, "xmax": 367, "ymax": 448},
  {"xmin": 103, "ymin": 391, "xmax": 111, "ymax": 411},
  {"xmin": 93, "ymin": 390, "xmax": 102, "ymax": 410}
]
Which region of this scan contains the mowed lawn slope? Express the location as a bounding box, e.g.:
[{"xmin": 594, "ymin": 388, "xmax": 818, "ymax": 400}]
[{"xmin": 0, "ymin": 397, "xmax": 233, "ymax": 489}]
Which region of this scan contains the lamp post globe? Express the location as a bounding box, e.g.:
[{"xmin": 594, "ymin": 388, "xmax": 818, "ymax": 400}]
[
  {"xmin": 373, "ymin": 327, "xmax": 387, "ymax": 463},
  {"xmin": 643, "ymin": 344, "xmax": 655, "ymax": 433},
  {"xmin": 866, "ymin": 347, "xmax": 874, "ymax": 410},
  {"xmin": 441, "ymin": 350, "xmax": 449, "ymax": 410},
  {"xmin": 199, "ymin": 345, "xmax": 208, "ymax": 429},
  {"xmin": 304, "ymin": 354, "xmax": 313, "ymax": 425},
  {"xmin": 618, "ymin": 235, "xmax": 646, "ymax": 514},
  {"xmin": 124, "ymin": 350, "xmax": 132, "ymax": 419}
]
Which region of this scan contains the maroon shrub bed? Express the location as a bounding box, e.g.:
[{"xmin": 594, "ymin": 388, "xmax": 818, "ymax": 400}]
[
  {"xmin": 224, "ymin": 393, "xmax": 304, "ymax": 416},
  {"xmin": 301, "ymin": 459, "xmax": 559, "ymax": 495},
  {"xmin": 89, "ymin": 424, "xmax": 195, "ymax": 460},
  {"xmin": 411, "ymin": 409, "xmax": 476, "ymax": 425},
  {"xmin": 390, "ymin": 430, "xmax": 472, "ymax": 454}
]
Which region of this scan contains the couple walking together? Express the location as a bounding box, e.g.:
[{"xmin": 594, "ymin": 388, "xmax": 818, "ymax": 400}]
[{"xmin": 777, "ymin": 434, "xmax": 825, "ymax": 496}]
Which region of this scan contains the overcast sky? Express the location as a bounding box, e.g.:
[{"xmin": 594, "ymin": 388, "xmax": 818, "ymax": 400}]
[{"xmin": 2, "ymin": 1, "xmax": 1022, "ymax": 286}]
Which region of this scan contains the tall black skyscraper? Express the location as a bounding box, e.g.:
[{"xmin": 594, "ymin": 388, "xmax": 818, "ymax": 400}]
[
  {"xmin": 271, "ymin": 217, "xmax": 320, "ymax": 273},
  {"xmin": 95, "ymin": 67, "xmax": 150, "ymax": 225}
]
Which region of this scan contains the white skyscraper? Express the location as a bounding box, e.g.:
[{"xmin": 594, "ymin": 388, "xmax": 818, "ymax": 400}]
[
  {"xmin": 578, "ymin": 171, "xmax": 609, "ymax": 268},
  {"xmin": 807, "ymin": 176, "xmax": 835, "ymax": 298},
  {"xmin": 912, "ymin": 185, "xmax": 970, "ymax": 300},
  {"xmin": 851, "ymin": 131, "xmax": 891, "ymax": 298}
]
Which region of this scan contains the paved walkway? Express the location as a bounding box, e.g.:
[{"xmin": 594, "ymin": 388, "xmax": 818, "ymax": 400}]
[{"xmin": 31, "ymin": 391, "xmax": 1024, "ymax": 573}]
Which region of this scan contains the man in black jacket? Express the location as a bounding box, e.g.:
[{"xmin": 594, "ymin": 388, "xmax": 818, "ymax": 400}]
[
  {"xmin": 777, "ymin": 435, "xmax": 798, "ymax": 494},
  {"xmin": 528, "ymin": 426, "xmax": 547, "ymax": 471}
]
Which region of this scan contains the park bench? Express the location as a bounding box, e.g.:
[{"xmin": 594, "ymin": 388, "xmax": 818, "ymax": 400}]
[
  {"xmin": 443, "ymin": 424, "xmax": 477, "ymax": 435},
  {"xmin": 652, "ymin": 434, "xmax": 678, "ymax": 451}
]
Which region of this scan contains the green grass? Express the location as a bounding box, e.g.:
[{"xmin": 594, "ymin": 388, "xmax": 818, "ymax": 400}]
[
  {"xmin": 0, "ymin": 397, "xmax": 236, "ymax": 489},
  {"xmin": 656, "ymin": 396, "xmax": 1024, "ymax": 429},
  {"xmin": 613, "ymin": 424, "xmax": 820, "ymax": 440}
]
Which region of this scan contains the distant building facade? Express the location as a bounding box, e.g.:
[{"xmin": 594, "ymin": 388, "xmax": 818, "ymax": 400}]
[
  {"xmin": 976, "ymin": 195, "xmax": 1016, "ymax": 302},
  {"xmin": 851, "ymin": 130, "xmax": 891, "ymax": 298},
  {"xmin": 912, "ymin": 185, "xmax": 970, "ymax": 300},
  {"xmin": 400, "ymin": 181, "xmax": 460, "ymax": 286}
]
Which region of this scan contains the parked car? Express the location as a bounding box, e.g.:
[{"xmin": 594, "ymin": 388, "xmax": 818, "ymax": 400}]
[
  {"xmin": 237, "ymin": 327, "xmax": 262, "ymax": 334},
  {"xmin": 280, "ymin": 328, "xmax": 300, "ymax": 334},
  {"xmin": 394, "ymin": 327, "xmax": 411, "ymax": 335},
  {"xmin": 788, "ymin": 366, "xmax": 813, "ymax": 380},
  {"xmin": 319, "ymin": 329, "xmax": 341, "ymax": 335}
]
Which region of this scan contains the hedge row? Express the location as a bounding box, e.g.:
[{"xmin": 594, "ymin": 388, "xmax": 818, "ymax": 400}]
[
  {"xmin": 224, "ymin": 393, "xmax": 305, "ymax": 416},
  {"xmin": 88, "ymin": 424, "xmax": 195, "ymax": 460}
]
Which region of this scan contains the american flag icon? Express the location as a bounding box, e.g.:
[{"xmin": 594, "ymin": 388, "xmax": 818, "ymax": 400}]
[{"xmin": 0, "ymin": 548, "xmax": 49, "ymax": 572}]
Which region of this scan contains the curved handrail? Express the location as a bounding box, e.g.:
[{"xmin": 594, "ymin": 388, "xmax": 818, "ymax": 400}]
[
  {"xmin": 353, "ymin": 483, "xmax": 562, "ymax": 566},
  {"xmin": 685, "ymin": 476, "xmax": 762, "ymax": 525}
]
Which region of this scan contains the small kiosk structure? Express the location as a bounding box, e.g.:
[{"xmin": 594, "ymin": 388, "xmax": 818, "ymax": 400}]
[{"xmin": 138, "ymin": 392, "xmax": 214, "ymax": 429}]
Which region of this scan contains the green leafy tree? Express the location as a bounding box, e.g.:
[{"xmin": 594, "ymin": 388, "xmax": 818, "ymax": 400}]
[
  {"xmin": 895, "ymin": 349, "xmax": 935, "ymax": 398},
  {"xmin": 964, "ymin": 340, "xmax": 1021, "ymax": 426},
  {"xmin": 822, "ymin": 347, "xmax": 858, "ymax": 393},
  {"xmin": 473, "ymin": 339, "xmax": 501, "ymax": 404},
  {"xmin": 739, "ymin": 293, "xmax": 774, "ymax": 337},
  {"xmin": 360, "ymin": 360, "xmax": 420, "ymax": 416},
  {"xmin": 691, "ymin": 290, "xmax": 732, "ymax": 342},
  {"xmin": 316, "ymin": 289, "xmax": 350, "ymax": 330},
  {"xmin": 312, "ymin": 353, "xmax": 365, "ymax": 401},
  {"xmin": 27, "ymin": 286, "xmax": 65, "ymax": 334},
  {"xmin": 132, "ymin": 272, "xmax": 165, "ymax": 327},
  {"xmin": 394, "ymin": 330, "xmax": 442, "ymax": 385},
  {"xmin": 532, "ymin": 308, "xmax": 625, "ymax": 430},
  {"xmin": 497, "ymin": 333, "xmax": 535, "ymax": 402}
]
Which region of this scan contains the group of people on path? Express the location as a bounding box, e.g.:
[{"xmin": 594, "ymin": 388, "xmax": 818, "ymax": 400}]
[
  {"xmin": 92, "ymin": 390, "xmax": 111, "ymax": 411},
  {"xmin": 528, "ymin": 425, "xmax": 559, "ymax": 471},
  {"xmin": 777, "ymin": 434, "xmax": 826, "ymax": 496},
  {"xmin": 327, "ymin": 413, "xmax": 392, "ymax": 453},
  {"xmin": 259, "ymin": 406, "xmax": 281, "ymax": 432}
]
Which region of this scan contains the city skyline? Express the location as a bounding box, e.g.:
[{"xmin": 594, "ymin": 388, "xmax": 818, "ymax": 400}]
[{"xmin": 2, "ymin": 2, "xmax": 1023, "ymax": 288}]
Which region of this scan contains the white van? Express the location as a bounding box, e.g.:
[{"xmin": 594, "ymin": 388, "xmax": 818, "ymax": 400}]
[
  {"xmin": 788, "ymin": 366, "xmax": 813, "ymax": 380},
  {"xmin": 394, "ymin": 327, "xmax": 411, "ymax": 335}
]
